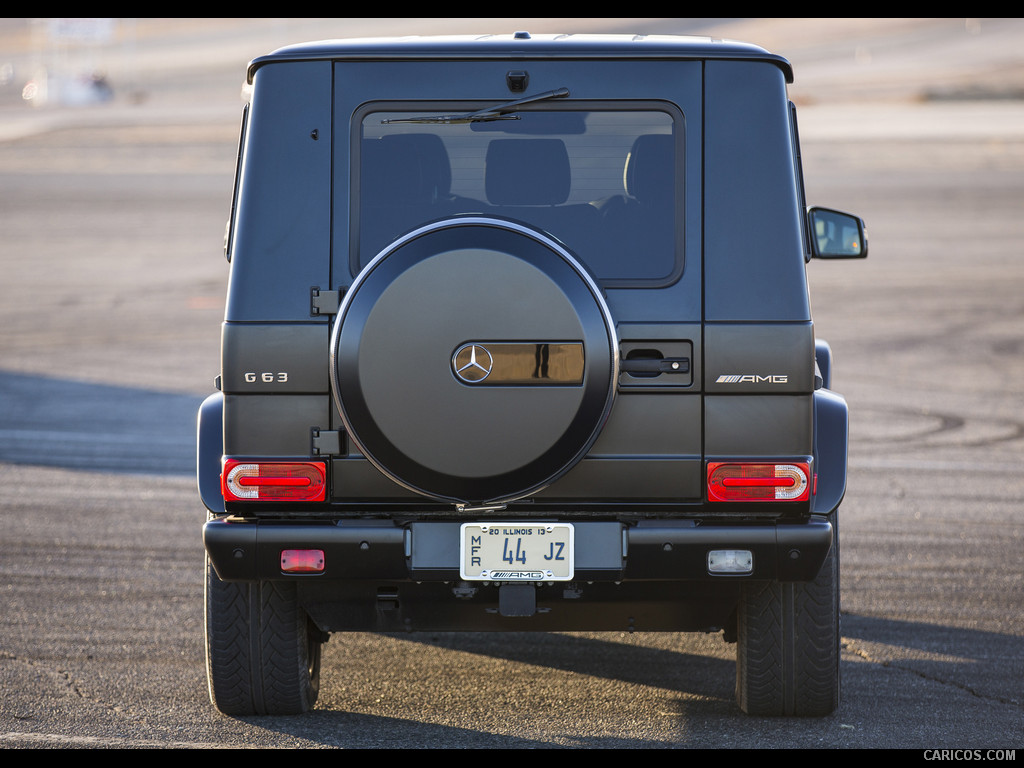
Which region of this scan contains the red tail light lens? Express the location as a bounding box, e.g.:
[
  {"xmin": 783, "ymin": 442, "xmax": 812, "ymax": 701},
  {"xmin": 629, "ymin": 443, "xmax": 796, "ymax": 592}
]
[
  {"xmin": 222, "ymin": 460, "xmax": 327, "ymax": 502},
  {"xmin": 707, "ymin": 462, "xmax": 810, "ymax": 502},
  {"xmin": 281, "ymin": 549, "xmax": 325, "ymax": 573}
]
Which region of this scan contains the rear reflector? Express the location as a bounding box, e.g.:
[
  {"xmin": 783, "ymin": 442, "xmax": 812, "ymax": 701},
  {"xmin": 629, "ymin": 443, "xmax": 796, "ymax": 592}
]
[
  {"xmin": 281, "ymin": 549, "xmax": 325, "ymax": 573},
  {"xmin": 707, "ymin": 462, "xmax": 810, "ymax": 502},
  {"xmin": 222, "ymin": 460, "xmax": 327, "ymax": 502}
]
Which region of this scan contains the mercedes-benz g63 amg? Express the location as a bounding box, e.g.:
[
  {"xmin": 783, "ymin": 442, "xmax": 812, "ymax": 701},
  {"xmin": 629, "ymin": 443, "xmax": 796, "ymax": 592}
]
[{"xmin": 198, "ymin": 32, "xmax": 867, "ymax": 717}]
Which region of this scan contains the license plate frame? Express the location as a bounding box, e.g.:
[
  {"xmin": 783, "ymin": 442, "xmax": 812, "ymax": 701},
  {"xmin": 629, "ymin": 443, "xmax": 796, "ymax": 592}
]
[{"xmin": 459, "ymin": 522, "xmax": 574, "ymax": 581}]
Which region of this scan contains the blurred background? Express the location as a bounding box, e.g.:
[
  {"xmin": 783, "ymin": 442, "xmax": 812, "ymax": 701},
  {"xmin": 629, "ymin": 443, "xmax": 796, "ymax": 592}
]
[
  {"xmin": 0, "ymin": 18, "xmax": 1021, "ymax": 747},
  {"xmin": 1, "ymin": 18, "xmax": 1023, "ymax": 397},
  {"xmin": 0, "ymin": 17, "xmax": 1021, "ymax": 390}
]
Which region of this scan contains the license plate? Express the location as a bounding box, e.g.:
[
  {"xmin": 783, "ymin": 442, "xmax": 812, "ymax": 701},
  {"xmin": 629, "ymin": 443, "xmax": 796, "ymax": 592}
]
[{"xmin": 460, "ymin": 523, "xmax": 574, "ymax": 581}]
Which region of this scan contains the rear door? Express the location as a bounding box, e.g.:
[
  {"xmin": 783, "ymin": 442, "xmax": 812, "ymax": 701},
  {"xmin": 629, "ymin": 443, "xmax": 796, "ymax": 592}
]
[{"xmin": 330, "ymin": 57, "xmax": 703, "ymax": 507}]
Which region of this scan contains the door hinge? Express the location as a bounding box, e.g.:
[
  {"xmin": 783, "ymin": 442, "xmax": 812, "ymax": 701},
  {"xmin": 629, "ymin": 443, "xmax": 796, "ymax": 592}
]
[
  {"xmin": 311, "ymin": 429, "xmax": 343, "ymax": 456},
  {"xmin": 310, "ymin": 287, "xmax": 344, "ymax": 316}
]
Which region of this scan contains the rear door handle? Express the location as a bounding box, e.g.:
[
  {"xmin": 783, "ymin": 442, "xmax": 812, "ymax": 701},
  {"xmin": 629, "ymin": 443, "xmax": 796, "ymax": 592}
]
[{"xmin": 620, "ymin": 358, "xmax": 690, "ymax": 374}]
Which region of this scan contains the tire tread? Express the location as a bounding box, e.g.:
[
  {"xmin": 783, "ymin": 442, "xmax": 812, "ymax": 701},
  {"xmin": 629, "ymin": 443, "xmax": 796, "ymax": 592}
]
[
  {"xmin": 736, "ymin": 519, "xmax": 840, "ymax": 716},
  {"xmin": 205, "ymin": 558, "xmax": 321, "ymax": 715}
]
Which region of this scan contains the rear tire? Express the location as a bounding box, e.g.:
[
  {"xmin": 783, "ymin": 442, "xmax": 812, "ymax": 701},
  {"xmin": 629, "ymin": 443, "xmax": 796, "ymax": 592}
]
[
  {"xmin": 735, "ymin": 516, "xmax": 840, "ymax": 716},
  {"xmin": 204, "ymin": 557, "xmax": 323, "ymax": 715}
]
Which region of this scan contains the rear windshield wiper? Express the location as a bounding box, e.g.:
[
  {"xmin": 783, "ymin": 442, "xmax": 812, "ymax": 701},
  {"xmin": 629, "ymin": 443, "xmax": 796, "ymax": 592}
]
[{"xmin": 381, "ymin": 87, "xmax": 570, "ymax": 125}]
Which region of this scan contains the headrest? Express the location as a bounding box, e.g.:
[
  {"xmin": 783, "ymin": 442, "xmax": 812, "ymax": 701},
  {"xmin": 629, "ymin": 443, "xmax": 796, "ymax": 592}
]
[
  {"xmin": 362, "ymin": 134, "xmax": 452, "ymax": 204},
  {"xmin": 624, "ymin": 134, "xmax": 674, "ymax": 203},
  {"xmin": 485, "ymin": 139, "xmax": 571, "ymax": 205}
]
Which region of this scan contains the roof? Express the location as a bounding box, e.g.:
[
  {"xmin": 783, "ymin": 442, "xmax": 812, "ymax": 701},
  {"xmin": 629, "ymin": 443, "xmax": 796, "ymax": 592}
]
[{"xmin": 246, "ymin": 32, "xmax": 794, "ymax": 84}]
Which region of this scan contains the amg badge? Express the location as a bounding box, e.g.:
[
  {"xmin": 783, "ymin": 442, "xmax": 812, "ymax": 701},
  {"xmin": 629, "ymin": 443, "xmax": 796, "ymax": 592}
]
[{"xmin": 716, "ymin": 374, "xmax": 789, "ymax": 384}]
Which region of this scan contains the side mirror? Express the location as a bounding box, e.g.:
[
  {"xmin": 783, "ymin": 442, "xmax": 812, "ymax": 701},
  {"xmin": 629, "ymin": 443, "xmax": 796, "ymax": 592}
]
[{"xmin": 808, "ymin": 207, "xmax": 868, "ymax": 259}]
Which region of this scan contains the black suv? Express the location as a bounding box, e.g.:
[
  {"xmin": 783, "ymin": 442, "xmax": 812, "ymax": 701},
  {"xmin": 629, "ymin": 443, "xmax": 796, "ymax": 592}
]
[{"xmin": 198, "ymin": 32, "xmax": 867, "ymax": 717}]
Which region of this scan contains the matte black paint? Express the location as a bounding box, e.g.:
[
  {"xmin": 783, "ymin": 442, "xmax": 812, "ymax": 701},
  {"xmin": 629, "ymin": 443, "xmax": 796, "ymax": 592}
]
[
  {"xmin": 330, "ymin": 220, "xmax": 617, "ymax": 504},
  {"xmin": 204, "ymin": 517, "xmax": 830, "ymax": 585},
  {"xmin": 199, "ymin": 33, "xmax": 857, "ymax": 635}
]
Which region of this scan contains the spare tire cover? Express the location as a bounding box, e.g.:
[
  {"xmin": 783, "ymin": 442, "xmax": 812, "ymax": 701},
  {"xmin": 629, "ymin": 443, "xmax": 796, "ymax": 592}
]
[{"xmin": 330, "ymin": 217, "xmax": 617, "ymax": 505}]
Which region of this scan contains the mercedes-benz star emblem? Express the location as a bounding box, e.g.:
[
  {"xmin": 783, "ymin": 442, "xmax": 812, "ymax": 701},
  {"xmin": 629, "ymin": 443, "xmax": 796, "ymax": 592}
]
[{"xmin": 452, "ymin": 344, "xmax": 493, "ymax": 383}]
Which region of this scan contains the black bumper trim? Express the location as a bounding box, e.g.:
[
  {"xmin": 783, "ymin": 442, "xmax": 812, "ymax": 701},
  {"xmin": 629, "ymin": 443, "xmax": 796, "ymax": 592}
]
[{"xmin": 203, "ymin": 517, "xmax": 832, "ymax": 583}]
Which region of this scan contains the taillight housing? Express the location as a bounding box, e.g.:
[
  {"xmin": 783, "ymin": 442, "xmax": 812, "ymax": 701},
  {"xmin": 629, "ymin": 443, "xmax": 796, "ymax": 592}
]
[
  {"xmin": 222, "ymin": 460, "xmax": 327, "ymax": 502},
  {"xmin": 707, "ymin": 462, "xmax": 810, "ymax": 502}
]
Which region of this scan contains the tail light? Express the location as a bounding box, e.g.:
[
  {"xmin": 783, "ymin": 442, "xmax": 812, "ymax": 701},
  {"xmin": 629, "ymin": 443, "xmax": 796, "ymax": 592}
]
[
  {"xmin": 707, "ymin": 462, "xmax": 810, "ymax": 502},
  {"xmin": 222, "ymin": 460, "xmax": 327, "ymax": 502}
]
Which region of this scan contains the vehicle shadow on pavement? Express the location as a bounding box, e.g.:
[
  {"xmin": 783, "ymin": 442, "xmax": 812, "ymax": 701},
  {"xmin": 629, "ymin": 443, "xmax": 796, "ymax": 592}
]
[
  {"xmin": 227, "ymin": 709, "xmax": 679, "ymax": 748},
  {"xmin": 196, "ymin": 608, "xmax": 1021, "ymax": 745},
  {"xmin": 0, "ymin": 370, "xmax": 201, "ymax": 475},
  {"xmin": 396, "ymin": 629, "xmax": 736, "ymax": 694},
  {"xmin": 838, "ymin": 613, "xmax": 1023, "ymax": 708}
]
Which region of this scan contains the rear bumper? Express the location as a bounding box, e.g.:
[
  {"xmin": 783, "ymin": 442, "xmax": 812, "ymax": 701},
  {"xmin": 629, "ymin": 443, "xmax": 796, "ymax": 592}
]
[{"xmin": 204, "ymin": 516, "xmax": 832, "ymax": 584}]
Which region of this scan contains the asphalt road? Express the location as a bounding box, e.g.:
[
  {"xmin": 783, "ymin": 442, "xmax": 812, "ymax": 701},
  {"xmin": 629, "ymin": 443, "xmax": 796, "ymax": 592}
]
[{"xmin": 0, "ymin": 18, "xmax": 1021, "ymax": 748}]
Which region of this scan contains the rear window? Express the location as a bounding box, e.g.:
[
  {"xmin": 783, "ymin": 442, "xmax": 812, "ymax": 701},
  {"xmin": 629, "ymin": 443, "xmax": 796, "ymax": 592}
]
[{"xmin": 355, "ymin": 104, "xmax": 682, "ymax": 285}]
